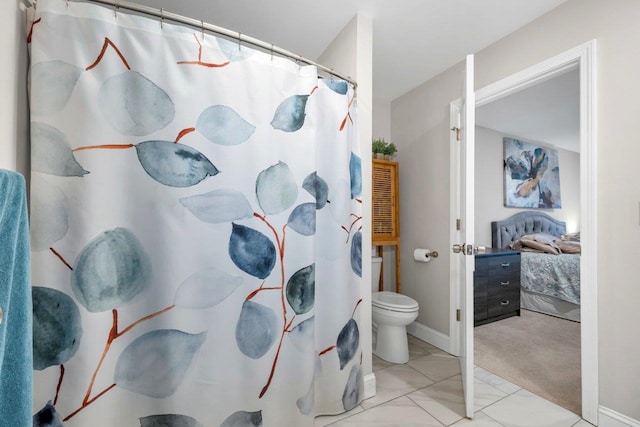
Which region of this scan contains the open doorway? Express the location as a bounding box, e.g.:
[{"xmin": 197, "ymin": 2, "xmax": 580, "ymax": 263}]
[
  {"xmin": 473, "ymin": 66, "xmax": 582, "ymax": 414},
  {"xmin": 449, "ymin": 40, "xmax": 598, "ymax": 424}
]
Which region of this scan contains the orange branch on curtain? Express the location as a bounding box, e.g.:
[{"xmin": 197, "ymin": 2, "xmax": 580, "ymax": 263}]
[
  {"xmin": 30, "ymin": 2, "xmax": 362, "ymax": 424},
  {"xmin": 176, "ymin": 33, "xmax": 230, "ymax": 68},
  {"xmin": 63, "ymin": 305, "xmax": 177, "ymax": 421},
  {"xmin": 27, "ymin": 17, "xmax": 42, "ymax": 43},
  {"xmin": 47, "ymin": 244, "xmax": 180, "ymax": 421},
  {"xmin": 86, "ymin": 37, "xmax": 131, "ymax": 71},
  {"xmin": 342, "ymin": 213, "xmax": 363, "ymax": 243},
  {"xmin": 339, "ymin": 93, "xmax": 356, "ymax": 131},
  {"xmin": 251, "ymin": 211, "xmax": 291, "ymax": 398}
]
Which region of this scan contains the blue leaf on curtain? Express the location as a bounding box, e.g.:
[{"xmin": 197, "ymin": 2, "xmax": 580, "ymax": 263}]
[
  {"xmin": 235, "ymin": 301, "xmax": 278, "ymax": 359},
  {"xmin": 288, "ymin": 316, "xmax": 314, "ymax": 353},
  {"xmin": 256, "ymin": 161, "xmax": 298, "ymax": 215},
  {"xmin": 114, "ymin": 329, "xmax": 207, "ymax": 398},
  {"xmin": 135, "ymin": 141, "xmax": 219, "ymax": 187},
  {"xmin": 336, "ymin": 318, "xmax": 359, "ymax": 370},
  {"xmin": 31, "ymin": 122, "xmax": 88, "ymax": 177},
  {"xmin": 350, "ymin": 231, "xmax": 362, "ymax": 277},
  {"xmin": 270, "ymin": 95, "xmax": 309, "ymax": 132},
  {"xmin": 29, "ymin": 179, "xmax": 69, "ymax": 251},
  {"xmin": 196, "ymin": 105, "xmax": 255, "ymax": 146},
  {"xmin": 29, "ymin": 1, "xmax": 362, "ymax": 422},
  {"xmin": 349, "ymin": 153, "xmax": 362, "ymax": 199},
  {"xmin": 296, "ymin": 376, "xmax": 315, "ymax": 415},
  {"xmin": 32, "ymin": 286, "xmax": 82, "ymax": 370},
  {"xmin": 287, "ymin": 203, "xmax": 316, "ymax": 236},
  {"xmin": 217, "ymin": 37, "xmax": 256, "ymax": 62},
  {"xmin": 71, "ymin": 228, "xmax": 151, "ymax": 312},
  {"xmin": 30, "ymin": 61, "xmax": 82, "ymax": 114},
  {"xmin": 302, "ymin": 172, "xmax": 329, "ymax": 209},
  {"xmin": 220, "ymin": 410, "xmax": 263, "ymax": 427},
  {"xmin": 98, "ymin": 71, "xmax": 175, "ymax": 136},
  {"xmin": 286, "ymin": 264, "xmax": 315, "ymax": 315},
  {"xmin": 139, "ymin": 413, "xmax": 202, "ymax": 427},
  {"xmin": 33, "ymin": 401, "xmax": 64, "ymax": 427},
  {"xmin": 322, "ymin": 79, "xmax": 348, "ymax": 95},
  {"xmin": 342, "ymin": 364, "xmax": 363, "ymax": 411},
  {"xmin": 180, "ymin": 189, "xmax": 253, "ymax": 223},
  {"xmin": 174, "ymin": 268, "xmax": 243, "ymax": 309},
  {"xmin": 229, "ymin": 223, "xmax": 276, "ymax": 279}
]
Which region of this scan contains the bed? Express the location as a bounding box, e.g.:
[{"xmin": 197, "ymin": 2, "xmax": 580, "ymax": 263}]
[{"xmin": 491, "ymin": 211, "xmax": 581, "ymax": 322}]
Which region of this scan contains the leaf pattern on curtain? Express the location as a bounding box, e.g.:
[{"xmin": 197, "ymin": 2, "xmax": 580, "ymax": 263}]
[{"xmin": 29, "ymin": 1, "xmax": 361, "ymax": 425}]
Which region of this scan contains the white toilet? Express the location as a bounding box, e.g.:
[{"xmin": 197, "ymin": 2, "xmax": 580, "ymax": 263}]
[{"xmin": 371, "ymin": 256, "xmax": 419, "ymax": 363}]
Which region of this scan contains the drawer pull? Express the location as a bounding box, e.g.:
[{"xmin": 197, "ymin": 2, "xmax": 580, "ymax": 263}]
[
  {"xmin": 500, "ymin": 281, "xmax": 510, "ymax": 286},
  {"xmin": 500, "ymin": 300, "xmax": 510, "ymax": 306},
  {"xmin": 501, "ymin": 262, "xmax": 511, "ymax": 267}
]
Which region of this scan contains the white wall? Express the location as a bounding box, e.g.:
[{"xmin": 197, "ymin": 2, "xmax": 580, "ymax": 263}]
[
  {"xmin": 372, "ymin": 97, "xmax": 397, "ymax": 291},
  {"xmin": 0, "ymin": 0, "xmax": 29, "ymax": 175},
  {"xmin": 392, "ymin": 64, "xmax": 463, "ymax": 336},
  {"xmin": 373, "ymin": 97, "xmax": 391, "ymax": 142},
  {"xmin": 474, "ymin": 126, "xmax": 581, "ymax": 247},
  {"xmin": 393, "ymin": 0, "xmax": 640, "ymax": 420},
  {"xmin": 318, "ymin": 13, "xmax": 375, "ymax": 395}
]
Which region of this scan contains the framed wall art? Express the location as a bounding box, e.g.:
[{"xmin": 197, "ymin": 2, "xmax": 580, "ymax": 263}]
[{"xmin": 503, "ymin": 137, "xmax": 562, "ymax": 208}]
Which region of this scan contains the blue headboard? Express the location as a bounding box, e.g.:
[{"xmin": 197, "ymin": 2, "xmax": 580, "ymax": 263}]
[{"xmin": 491, "ymin": 211, "xmax": 566, "ymax": 249}]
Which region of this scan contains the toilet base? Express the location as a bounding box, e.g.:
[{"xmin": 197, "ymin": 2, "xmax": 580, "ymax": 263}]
[{"xmin": 373, "ymin": 324, "xmax": 410, "ymax": 364}]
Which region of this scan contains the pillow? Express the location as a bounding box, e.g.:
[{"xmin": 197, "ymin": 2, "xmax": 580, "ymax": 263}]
[
  {"xmin": 510, "ymin": 232, "xmax": 561, "ymax": 254},
  {"xmin": 557, "ymin": 240, "xmax": 581, "ymax": 254},
  {"xmin": 561, "ymin": 231, "xmax": 581, "ymax": 242}
]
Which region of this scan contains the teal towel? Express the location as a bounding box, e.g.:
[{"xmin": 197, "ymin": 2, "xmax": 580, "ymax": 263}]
[{"xmin": 0, "ymin": 170, "xmax": 33, "ymax": 426}]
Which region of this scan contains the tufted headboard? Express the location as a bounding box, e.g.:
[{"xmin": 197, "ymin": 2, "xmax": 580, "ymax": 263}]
[{"xmin": 491, "ymin": 211, "xmax": 566, "ymax": 249}]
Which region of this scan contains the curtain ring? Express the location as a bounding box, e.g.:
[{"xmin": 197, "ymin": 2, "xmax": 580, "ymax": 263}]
[
  {"xmin": 270, "ymin": 43, "xmax": 274, "ymax": 61},
  {"xmin": 160, "ymin": 8, "xmax": 164, "ymax": 29},
  {"xmin": 237, "ymin": 32, "xmax": 242, "ymax": 51},
  {"xmin": 200, "ymin": 19, "xmax": 204, "ymax": 40},
  {"xmin": 65, "ymin": 0, "xmax": 69, "ymax": 9},
  {"xmin": 114, "ymin": 0, "xmax": 118, "ymax": 19}
]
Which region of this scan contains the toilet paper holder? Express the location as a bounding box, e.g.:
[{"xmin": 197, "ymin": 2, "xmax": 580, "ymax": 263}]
[{"xmin": 413, "ymin": 248, "xmax": 438, "ymax": 262}]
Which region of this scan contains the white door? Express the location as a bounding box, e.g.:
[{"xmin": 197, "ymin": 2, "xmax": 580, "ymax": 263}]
[{"xmin": 452, "ymin": 54, "xmax": 475, "ymax": 419}]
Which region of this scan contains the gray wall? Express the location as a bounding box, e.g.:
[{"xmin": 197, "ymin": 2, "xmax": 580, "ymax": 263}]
[
  {"xmin": 0, "ymin": 1, "xmax": 29, "ymax": 175},
  {"xmin": 392, "ymin": 0, "xmax": 640, "ymax": 419},
  {"xmin": 474, "ymin": 126, "xmax": 581, "ymax": 247},
  {"xmin": 372, "ymin": 97, "xmax": 398, "ymax": 291}
]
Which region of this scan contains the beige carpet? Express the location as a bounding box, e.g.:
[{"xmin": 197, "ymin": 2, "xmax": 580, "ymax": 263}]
[{"xmin": 474, "ymin": 309, "xmax": 581, "ymax": 415}]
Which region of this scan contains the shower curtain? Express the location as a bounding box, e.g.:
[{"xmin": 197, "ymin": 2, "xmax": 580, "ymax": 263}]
[{"xmin": 28, "ymin": 1, "xmax": 362, "ymax": 425}]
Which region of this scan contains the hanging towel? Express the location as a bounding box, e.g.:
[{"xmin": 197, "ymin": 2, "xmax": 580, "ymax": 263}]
[{"xmin": 0, "ymin": 169, "xmax": 33, "ymax": 426}]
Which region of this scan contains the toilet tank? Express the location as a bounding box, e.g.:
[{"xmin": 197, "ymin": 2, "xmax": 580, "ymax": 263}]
[{"xmin": 371, "ymin": 256, "xmax": 382, "ymax": 293}]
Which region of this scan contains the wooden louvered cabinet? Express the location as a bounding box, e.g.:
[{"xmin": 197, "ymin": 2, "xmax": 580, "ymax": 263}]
[{"xmin": 372, "ymin": 159, "xmax": 401, "ymax": 292}]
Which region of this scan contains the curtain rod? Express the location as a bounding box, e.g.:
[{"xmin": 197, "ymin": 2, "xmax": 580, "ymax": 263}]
[{"xmin": 54, "ymin": 0, "xmax": 356, "ymax": 89}]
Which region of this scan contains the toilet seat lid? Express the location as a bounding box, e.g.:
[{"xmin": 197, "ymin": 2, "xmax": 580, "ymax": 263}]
[{"xmin": 372, "ymin": 291, "xmax": 419, "ymax": 312}]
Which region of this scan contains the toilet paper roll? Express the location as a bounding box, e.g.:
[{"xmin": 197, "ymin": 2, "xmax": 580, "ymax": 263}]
[{"xmin": 413, "ymin": 248, "xmax": 433, "ymax": 262}]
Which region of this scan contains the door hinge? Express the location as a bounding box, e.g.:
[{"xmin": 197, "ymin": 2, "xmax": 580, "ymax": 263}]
[
  {"xmin": 451, "ymin": 127, "xmax": 460, "ymax": 141},
  {"xmin": 456, "ymin": 309, "xmax": 461, "ymax": 322},
  {"xmin": 456, "ymin": 219, "xmax": 461, "ymax": 230}
]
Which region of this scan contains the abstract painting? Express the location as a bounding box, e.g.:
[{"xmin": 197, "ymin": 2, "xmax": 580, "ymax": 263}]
[{"xmin": 503, "ymin": 137, "xmax": 562, "ymax": 208}]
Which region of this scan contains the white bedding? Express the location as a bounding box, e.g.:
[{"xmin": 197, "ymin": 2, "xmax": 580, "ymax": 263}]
[{"xmin": 521, "ymin": 289, "xmax": 580, "ymax": 322}]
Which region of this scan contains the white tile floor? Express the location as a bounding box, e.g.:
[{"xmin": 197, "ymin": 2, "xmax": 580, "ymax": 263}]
[{"xmin": 315, "ymin": 335, "xmax": 591, "ymax": 427}]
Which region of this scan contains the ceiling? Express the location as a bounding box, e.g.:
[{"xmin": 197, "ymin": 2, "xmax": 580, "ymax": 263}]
[
  {"xmin": 122, "ymin": 0, "xmax": 578, "ymax": 151},
  {"xmin": 476, "ymin": 67, "xmax": 580, "ymax": 152},
  {"xmin": 126, "ymin": 0, "xmax": 568, "ymax": 101}
]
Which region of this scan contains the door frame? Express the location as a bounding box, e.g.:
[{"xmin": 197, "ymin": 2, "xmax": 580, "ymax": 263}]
[{"xmin": 449, "ymin": 40, "xmax": 598, "ymax": 424}]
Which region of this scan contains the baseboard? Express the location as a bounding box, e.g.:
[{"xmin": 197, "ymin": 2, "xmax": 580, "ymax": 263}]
[
  {"xmin": 599, "ymin": 406, "xmax": 640, "ymax": 427},
  {"xmin": 364, "ymin": 372, "xmax": 376, "ymax": 400},
  {"xmin": 406, "ymin": 321, "xmax": 450, "ymax": 353}
]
